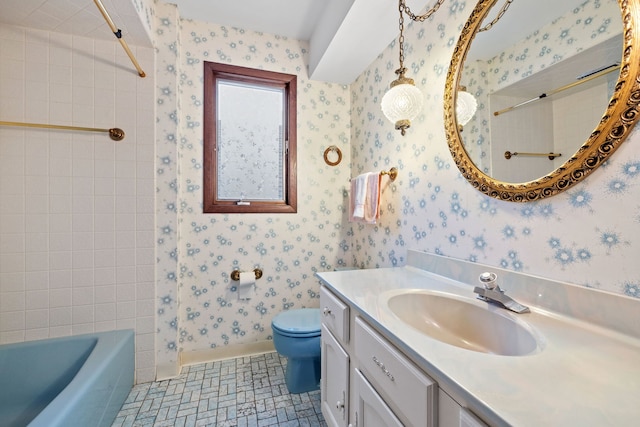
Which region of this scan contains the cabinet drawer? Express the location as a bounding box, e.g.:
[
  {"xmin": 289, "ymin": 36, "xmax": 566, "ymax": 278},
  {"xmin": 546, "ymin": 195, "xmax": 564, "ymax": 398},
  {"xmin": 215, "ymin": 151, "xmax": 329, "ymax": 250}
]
[
  {"xmin": 355, "ymin": 317, "xmax": 436, "ymax": 427},
  {"xmin": 320, "ymin": 286, "xmax": 349, "ymax": 344}
]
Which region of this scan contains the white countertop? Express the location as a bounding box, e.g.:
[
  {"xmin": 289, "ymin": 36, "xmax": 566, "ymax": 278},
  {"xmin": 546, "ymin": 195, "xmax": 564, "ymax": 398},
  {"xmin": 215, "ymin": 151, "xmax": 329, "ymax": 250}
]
[{"xmin": 316, "ymin": 253, "xmax": 640, "ymax": 427}]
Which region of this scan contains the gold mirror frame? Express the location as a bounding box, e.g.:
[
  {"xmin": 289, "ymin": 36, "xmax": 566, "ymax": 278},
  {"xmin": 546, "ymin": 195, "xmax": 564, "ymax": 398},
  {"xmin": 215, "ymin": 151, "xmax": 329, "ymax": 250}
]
[{"xmin": 444, "ymin": 0, "xmax": 640, "ymax": 202}]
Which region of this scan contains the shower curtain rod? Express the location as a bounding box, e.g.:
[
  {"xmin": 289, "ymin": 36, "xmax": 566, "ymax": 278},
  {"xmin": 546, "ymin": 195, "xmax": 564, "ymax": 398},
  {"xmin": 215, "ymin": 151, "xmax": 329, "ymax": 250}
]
[
  {"xmin": 493, "ymin": 63, "xmax": 620, "ymax": 117},
  {"xmin": 93, "ymin": 0, "xmax": 146, "ymax": 78},
  {"xmin": 0, "ymin": 120, "xmax": 125, "ymax": 141}
]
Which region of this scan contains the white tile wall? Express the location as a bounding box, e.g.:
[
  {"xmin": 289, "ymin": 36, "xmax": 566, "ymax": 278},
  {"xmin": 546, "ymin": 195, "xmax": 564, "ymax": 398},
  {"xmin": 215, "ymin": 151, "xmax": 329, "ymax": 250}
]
[
  {"xmin": 0, "ymin": 24, "xmax": 155, "ymax": 383},
  {"xmin": 490, "ymin": 93, "xmax": 555, "ymax": 182},
  {"xmin": 0, "ymin": 0, "xmax": 152, "ymax": 48},
  {"xmin": 552, "ymin": 81, "xmax": 610, "ymax": 157}
]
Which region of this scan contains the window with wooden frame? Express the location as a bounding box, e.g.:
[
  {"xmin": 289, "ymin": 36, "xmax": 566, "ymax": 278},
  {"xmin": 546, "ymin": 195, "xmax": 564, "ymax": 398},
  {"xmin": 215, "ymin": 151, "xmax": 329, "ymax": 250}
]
[{"xmin": 203, "ymin": 61, "xmax": 297, "ymax": 213}]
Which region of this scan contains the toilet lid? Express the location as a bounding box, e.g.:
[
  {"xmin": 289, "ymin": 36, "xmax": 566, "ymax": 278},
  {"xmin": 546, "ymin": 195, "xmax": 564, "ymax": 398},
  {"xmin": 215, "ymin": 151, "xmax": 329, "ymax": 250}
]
[{"xmin": 272, "ymin": 308, "xmax": 320, "ymax": 336}]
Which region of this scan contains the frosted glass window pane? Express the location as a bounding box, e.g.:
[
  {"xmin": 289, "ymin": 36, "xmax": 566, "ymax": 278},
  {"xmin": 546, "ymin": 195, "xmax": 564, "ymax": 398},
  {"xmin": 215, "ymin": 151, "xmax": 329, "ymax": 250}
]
[{"xmin": 216, "ymin": 80, "xmax": 285, "ymax": 201}]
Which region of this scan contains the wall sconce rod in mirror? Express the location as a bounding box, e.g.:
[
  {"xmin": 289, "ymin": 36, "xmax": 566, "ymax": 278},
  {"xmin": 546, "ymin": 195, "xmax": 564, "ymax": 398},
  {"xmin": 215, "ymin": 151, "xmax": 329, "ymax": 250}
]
[
  {"xmin": 0, "ymin": 120, "xmax": 125, "ymax": 141},
  {"xmin": 93, "ymin": 0, "xmax": 146, "ymax": 78},
  {"xmin": 494, "ymin": 63, "xmax": 620, "ymax": 117},
  {"xmin": 504, "ymin": 151, "xmax": 561, "ymax": 161}
]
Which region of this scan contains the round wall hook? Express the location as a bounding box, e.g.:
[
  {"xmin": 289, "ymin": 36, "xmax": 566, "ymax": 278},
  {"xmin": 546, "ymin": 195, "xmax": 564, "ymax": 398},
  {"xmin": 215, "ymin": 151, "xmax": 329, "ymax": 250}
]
[{"xmin": 323, "ymin": 145, "xmax": 342, "ymax": 166}]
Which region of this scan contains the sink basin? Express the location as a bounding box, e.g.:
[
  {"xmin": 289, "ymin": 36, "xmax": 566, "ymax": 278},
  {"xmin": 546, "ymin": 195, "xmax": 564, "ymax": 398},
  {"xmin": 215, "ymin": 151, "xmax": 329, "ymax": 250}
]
[{"xmin": 385, "ymin": 290, "xmax": 541, "ymax": 356}]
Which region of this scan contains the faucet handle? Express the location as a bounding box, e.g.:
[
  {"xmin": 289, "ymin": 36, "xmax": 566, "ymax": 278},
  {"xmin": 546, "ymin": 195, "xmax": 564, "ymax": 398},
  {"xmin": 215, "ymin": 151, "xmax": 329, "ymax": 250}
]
[{"xmin": 479, "ymin": 272, "xmax": 498, "ymax": 290}]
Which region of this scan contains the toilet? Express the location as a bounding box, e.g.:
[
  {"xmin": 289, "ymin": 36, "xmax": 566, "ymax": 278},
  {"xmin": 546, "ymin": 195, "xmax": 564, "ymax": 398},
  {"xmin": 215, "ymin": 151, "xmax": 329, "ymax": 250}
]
[{"xmin": 271, "ymin": 308, "xmax": 321, "ymax": 394}]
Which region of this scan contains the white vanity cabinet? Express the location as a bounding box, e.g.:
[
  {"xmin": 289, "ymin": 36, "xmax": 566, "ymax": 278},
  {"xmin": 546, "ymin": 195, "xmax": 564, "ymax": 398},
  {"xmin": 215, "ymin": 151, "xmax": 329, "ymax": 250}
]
[
  {"xmin": 320, "ymin": 286, "xmax": 350, "ymax": 427},
  {"xmin": 318, "ymin": 250, "xmax": 640, "ymax": 426},
  {"xmin": 321, "ymin": 286, "xmax": 438, "ymax": 427},
  {"xmin": 321, "ymin": 285, "xmax": 489, "ymax": 427}
]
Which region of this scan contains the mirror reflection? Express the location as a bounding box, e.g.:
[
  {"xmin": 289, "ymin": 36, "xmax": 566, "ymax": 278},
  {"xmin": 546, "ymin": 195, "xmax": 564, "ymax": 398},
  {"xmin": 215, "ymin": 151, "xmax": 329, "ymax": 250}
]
[{"xmin": 458, "ymin": 0, "xmax": 621, "ymax": 183}]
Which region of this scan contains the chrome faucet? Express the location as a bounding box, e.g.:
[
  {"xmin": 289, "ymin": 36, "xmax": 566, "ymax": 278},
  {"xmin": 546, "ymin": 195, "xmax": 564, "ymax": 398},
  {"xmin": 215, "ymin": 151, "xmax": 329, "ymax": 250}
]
[{"xmin": 473, "ymin": 272, "xmax": 530, "ymax": 314}]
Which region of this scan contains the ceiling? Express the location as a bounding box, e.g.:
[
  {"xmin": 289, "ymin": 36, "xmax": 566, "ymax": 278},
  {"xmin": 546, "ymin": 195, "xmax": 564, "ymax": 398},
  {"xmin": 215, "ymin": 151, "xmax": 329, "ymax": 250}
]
[
  {"xmin": 159, "ymin": 0, "xmax": 589, "ymax": 83},
  {"xmin": 0, "ymin": 0, "xmax": 433, "ymax": 84},
  {"xmin": 157, "ymin": 0, "xmax": 428, "ymax": 84},
  {"xmin": 493, "ymin": 34, "xmax": 622, "ymax": 98},
  {"xmin": 0, "ymin": 0, "xmax": 609, "ymax": 84},
  {"xmin": 0, "ymin": 0, "xmax": 152, "ymax": 47},
  {"xmin": 469, "ymin": 0, "xmax": 590, "ymax": 60}
]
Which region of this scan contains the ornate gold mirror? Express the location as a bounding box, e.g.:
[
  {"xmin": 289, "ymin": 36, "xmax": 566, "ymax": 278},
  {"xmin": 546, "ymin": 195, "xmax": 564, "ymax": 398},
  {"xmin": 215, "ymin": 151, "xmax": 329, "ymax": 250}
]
[{"xmin": 445, "ymin": 0, "xmax": 640, "ymax": 202}]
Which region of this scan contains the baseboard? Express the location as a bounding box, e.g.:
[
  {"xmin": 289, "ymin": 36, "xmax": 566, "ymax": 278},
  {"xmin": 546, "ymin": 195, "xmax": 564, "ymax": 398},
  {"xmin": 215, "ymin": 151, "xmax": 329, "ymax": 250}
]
[
  {"xmin": 180, "ymin": 340, "xmax": 276, "ymax": 367},
  {"xmin": 155, "ymin": 361, "xmax": 181, "ymax": 381}
]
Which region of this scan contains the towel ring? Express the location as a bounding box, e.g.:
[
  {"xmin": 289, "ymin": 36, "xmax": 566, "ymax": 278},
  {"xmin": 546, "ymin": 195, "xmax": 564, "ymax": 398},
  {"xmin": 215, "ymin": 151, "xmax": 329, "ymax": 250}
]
[{"xmin": 323, "ymin": 145, "xmax": 342, "ymax": 166}]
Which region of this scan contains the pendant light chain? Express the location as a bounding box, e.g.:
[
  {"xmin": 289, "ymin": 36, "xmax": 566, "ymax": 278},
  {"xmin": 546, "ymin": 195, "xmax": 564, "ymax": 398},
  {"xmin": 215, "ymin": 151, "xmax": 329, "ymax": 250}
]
[
  {"xmin": 392, "ymin": 0, "xmax": 512, "ymax": 78},
  {"xmin": 401, "ymin": 0, "xmax": 446, "ymax": 22},
  {"xmin": 396, "ymin": 0, "xmax": 446, "ymax": 76},
  {"xmin": 383, "ymin": 0, "xmax": 445, "ymax": 135},
  {"xmin": 397, "ymin": 1, "xmax": 407, "ymax": 74},
  {"xmin": 479, "ymin": 0, "xmax": 515, "ymax": 32}
]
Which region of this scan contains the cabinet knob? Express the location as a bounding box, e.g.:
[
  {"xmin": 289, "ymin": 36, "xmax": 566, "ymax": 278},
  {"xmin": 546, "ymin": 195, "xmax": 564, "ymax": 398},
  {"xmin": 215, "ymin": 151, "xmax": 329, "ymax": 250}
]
[
  {"xmin": 336, "ymin": 400, "xmax": 344, "ymax": 410},
  {"xmin": 323, "ymin": 307, "xmax": 332, "ymax": 316}
]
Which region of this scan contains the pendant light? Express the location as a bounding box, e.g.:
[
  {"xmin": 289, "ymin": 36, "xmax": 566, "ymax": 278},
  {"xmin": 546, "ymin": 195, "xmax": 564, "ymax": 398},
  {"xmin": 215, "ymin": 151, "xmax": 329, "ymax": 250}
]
[
  {"xmin": 453, "ymin": 0, "xmax": 514, "ymax": 128},
  {"xmin": 381, "ymin": 0, "xmax": 445, "ymax": 135},
  {"xmin": 456, "ymin": 87, "xmax": 478, "ymax": 127}
]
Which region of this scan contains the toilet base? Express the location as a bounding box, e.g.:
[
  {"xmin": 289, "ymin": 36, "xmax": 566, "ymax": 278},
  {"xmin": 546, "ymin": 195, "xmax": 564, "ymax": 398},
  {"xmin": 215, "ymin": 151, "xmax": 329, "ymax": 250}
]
[{"xmin": 284, "ymin": 356, "xmax": 321, "ymax": 394}]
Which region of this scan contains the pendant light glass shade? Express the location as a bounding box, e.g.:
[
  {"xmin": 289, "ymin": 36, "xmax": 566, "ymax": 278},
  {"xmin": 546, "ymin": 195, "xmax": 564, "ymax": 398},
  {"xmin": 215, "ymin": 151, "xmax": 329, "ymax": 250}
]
[
  {"xmin": 382, "ymin": 0, "xmax": 445, "ymax": 135},
  {"xmin": 456, "ymin": 89, "xmax": 477, "ymax": 126},
  {"xmin": 381, "ymin": 79, "xmax": 424, "ymax": 135}
]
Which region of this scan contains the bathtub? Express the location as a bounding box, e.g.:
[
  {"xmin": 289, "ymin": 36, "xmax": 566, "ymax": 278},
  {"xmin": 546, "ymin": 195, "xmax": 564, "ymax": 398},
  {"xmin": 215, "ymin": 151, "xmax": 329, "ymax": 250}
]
[{"xmin": 0, "ymin": 329, "xmax": 134, "ymax": 427}]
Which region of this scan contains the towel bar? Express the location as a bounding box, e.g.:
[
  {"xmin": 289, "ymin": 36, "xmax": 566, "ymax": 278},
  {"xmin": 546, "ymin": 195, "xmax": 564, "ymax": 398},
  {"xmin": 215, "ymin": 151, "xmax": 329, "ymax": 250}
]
[
  {"xmin": 350, "ymin": 167, "xmax": 398, "ymax": 182},
  {"xmin": 381, "ymin": 167, "xmax": 398, "ymax": 181}
]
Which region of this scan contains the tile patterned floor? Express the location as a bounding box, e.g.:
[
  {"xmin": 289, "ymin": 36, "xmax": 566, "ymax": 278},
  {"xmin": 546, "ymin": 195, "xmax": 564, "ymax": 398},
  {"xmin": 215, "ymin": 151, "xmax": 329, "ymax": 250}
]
[{"xmin": 112, "ymin": 352, "xmax": 327, "ymax": 427}]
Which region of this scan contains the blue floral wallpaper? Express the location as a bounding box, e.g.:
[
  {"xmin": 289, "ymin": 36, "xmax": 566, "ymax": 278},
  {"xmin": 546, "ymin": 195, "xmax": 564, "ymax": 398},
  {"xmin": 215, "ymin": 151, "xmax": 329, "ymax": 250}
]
[
  {"xmin": 153, "ymin": 0, "xmax": 640, "ymax": 376},
  {"xmin": 153, "ymin": 2, "xmax": 351, "ymax": 375},
  {"xmin": 350, "ymin": 0, "xmax": 640, "ymax": 293},
  {"xmin": 154, "ymin": 1, "xmax": 180, "ymax": 377}
]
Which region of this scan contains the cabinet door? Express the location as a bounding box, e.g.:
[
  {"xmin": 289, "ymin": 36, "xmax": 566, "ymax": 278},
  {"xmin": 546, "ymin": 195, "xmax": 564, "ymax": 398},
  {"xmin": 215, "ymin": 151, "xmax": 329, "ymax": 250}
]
[
  {"xmin": 460, "ymin": 408, "xmax": 489, "ymax": 427},
  {"xmin": 439, "ymin": 390, "xmax": 490, "ymax": 427},
  {"xmin": 353, "ymin": 369, "xmax": 403, "ymax": 427},
  {"xmin": 321, "ymin": 325, "xmax": 350, "ymax": 427}
]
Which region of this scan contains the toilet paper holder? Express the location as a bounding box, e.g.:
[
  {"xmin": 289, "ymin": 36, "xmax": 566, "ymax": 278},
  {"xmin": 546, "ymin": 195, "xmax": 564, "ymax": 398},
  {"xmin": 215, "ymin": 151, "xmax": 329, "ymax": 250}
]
[{"xmin": 231, "ymin": 268, "xmax": 263, "ymax": 281}]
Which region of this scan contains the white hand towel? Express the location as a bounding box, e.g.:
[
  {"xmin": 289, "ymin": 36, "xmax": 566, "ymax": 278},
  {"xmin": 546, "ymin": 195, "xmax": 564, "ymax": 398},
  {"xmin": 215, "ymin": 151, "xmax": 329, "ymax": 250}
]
[{"xmin": 351, "ymin": 172, "xmax": 370, "ymax": 219}]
